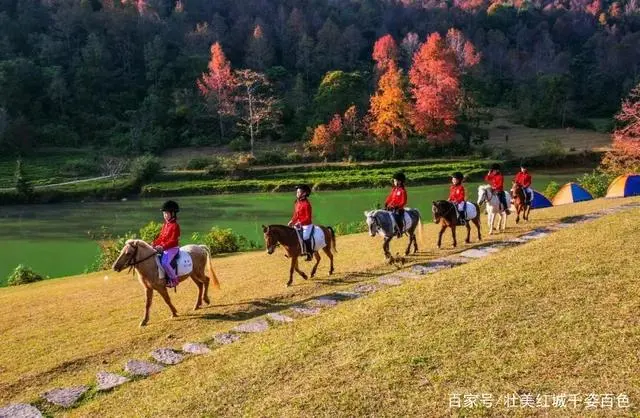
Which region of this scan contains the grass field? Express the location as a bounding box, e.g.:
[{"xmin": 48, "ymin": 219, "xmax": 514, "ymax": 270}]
[
  {"xmin": 0, "ymin": 196, "xmax": 638, "ymax": 416},
  {"xmin": 485, "ymin": 109, "xmax": 612, "ymax": 157}
]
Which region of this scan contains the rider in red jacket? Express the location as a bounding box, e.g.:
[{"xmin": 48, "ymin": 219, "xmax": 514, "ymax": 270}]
[
  {"xmin": 385, "ymin": 172, "xmax": 407, "ymax": 238},
  {"xmin": 514, "ymin": 163, "xmax": 533, "ymax": 204},
  {"xmin": 153, "ymin": 200, "xmax": 181, "ymax": 287},
  {"xmin": 288, "ymin": 184, "xmax": 314, "ymax": 261},
  {"xmin": 449, "ymin": 172, "xmax": 466, "ymax": 224},
  {"xmin": 485, "ymin": 163, "xmax": 510, "ymax": 214}
]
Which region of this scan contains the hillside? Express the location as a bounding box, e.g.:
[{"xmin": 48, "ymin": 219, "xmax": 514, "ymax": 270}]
[{"xmin": 0, "ymin": 197, "xmax": 639, "ymax": 416}]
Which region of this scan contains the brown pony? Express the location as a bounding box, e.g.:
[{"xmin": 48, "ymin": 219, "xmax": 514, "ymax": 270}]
[
  {"xmin": 432, "ymin": 200, "xmax": 482, "ymax": 248},
  {"xmin": 510, "ymin": 183, "xmax": 531, "ymax": 223},
  {"xmin": 262, "ymin": 225, "xmax": 336, "ymax": 287},
  {"xmin": 113, "ymin": 239, "xmax": 220, "ymax": 326}
]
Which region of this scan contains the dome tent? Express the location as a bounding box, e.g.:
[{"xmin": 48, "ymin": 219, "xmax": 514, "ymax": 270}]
[
  {"xmin": 551, "ymin": 182, "xmax": 593, "ymax": 206},
  {"xmin": 606, "ymin": 174, "xmax": 640, "ymax": 198}
]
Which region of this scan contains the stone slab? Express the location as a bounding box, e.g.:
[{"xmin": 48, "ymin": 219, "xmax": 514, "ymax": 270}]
[
  {"xmin": 233, "ymin": 319, "xmax": 269, "ymax": 333},
  {"xmin": 42, "ymin": 386, "xmax": 89, "ymax": 408},
  {"xmin": 214, "ymin": 333, "xmax": 241, "ymax": 345},
  {"xmin": 267, "ymin": 312, "xmax": 295, "ymax": 323},
  {"xmin": 151, "ymin": 348, "xmax": 185, "ymax": 365},
  {"xmin": 353, "ymin": 283, "xmax": 378, "ymax": 294},
  {"xmin": 182, "ymin": 342, "xmax": 211, "ymax": 355},
  {"xmin": 291, "ymin": 305, "xmax": 321, "ymax": 316},
  {"xmin": 310, "ymin": 297, "xmax": 338, "ymax": 307},
  {"xmin": 96, "ymin": 371, "xmax": 129, "ymax": 391},
  {"xmin": 0, "ymin": 404, "xmax": 42, "ymax": 418},
  {"xmin": 377, "ymin": 275, "xmax": 403, "ymax": 286},
  {"xmin": 124, "ymin": 359, "xmax": 164, "ymax": 376}
]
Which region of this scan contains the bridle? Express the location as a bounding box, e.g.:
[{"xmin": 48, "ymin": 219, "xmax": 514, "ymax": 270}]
[
  {"xmin": 433, "ymin": 201, "xmax": 455, "ymax": 223},
  {"xmin": 478, "ymin": 187, "xmax": 493, "ymax": 206},
  {"xmin": 122, "ymin": 242, "xmax": 158, "ymax": 274}
]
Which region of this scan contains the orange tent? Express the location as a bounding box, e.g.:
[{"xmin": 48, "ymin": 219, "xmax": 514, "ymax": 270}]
[
  {"xmin": 606, "ymin": 174, "xmax": 640, "ymax": 198},
  {"xmin": 552, "ymin": 182, "xmax": 593, "ymax": 206}
]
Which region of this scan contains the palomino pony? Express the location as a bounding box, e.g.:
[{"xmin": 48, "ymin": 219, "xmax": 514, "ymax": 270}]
[
  {"xmin": 113, "ymin": 240, "xmax": 220, "ymax": 326},
  {"xmin": 510, "ymin": 183, "xmax": 532, "ymax": 223},
  {"xmin": 431, "ymin": 200, "xmax": 481, "ymax": 248},
  {"xmin": 477, "ymin": 184, "xmax": 511, "ymax": 234},
  {"xmin": 262, "ymin": 224, "xmax": 336, "ymax": 287},
  {"xmin": 364, "ymin": 208, "xmax": 423, "ymax": 260}
]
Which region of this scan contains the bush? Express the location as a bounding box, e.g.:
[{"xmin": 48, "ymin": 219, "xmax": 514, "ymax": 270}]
[
  {"xmin": 185, "ymin": 157, "xmax": 214, "ymax": 170},
  {"xmin": 14, "ymin": 159, "xmax": 33, "ymax": 197},
  {"xmin": 7, "ymin": 264, "xmax": 45, "ymax": 286},
  {"xmin": 255, "ymin": 151, "xmax": 284, "ymax": 165},
  {"xmin": 229, "ymin": 137, "xmax": 251, "ymax": 152},
  {"xmin": 130, "ymin": 155, "xmax": 161, "ymax": 185},
  {"xmin": 333, "ymin": 221, "xmax": 368, "ymax": 235},
  {"xmin": 544, "ymin": 181, "xmax": 560, "ymax": 199},
  {"xmin": 192, "ymin": 227, "xmax": 255, "ymax": 255},
  {"xmin": 539, "ymin": 138, "xmax": 566, "ymax": 162},
  {"xmin": 139, "ymin": 221, "xmax": 163, "ymax": 243},
  {"xmin": 577, "ymin": 170, "xmax": 614, "ymax": 198}
]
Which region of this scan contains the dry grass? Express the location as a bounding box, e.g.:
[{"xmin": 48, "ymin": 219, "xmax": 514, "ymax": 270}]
[
  {"xmin": 485, "ymin": 109, "xmax": 611, "ymax": 157},
  {"xmin": 1, "ymin": 197, "xmax": 638, "ymax": 417}
]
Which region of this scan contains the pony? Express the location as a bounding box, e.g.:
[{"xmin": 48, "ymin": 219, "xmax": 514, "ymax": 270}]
[
  {"xmin": 431, "ymin": 200, "xmax": 481, "ymax": 248},
  {"xmin": 510, "ymin": 182, "xmax": 532, "ymax": 223},
  {"xmin": 112, "ymin": 239, "xmax": 220, "ymax": 326},
  {"xmin": 477, "ymin": 184, "xmax": 511, "ymax": 234},
  {"xmin": 262, "ymin": 224, "xmax": 336, "ymax": 287},
  {"xmin": 364, "ymin": 208, "xmax": 423, "ymax": 260}
]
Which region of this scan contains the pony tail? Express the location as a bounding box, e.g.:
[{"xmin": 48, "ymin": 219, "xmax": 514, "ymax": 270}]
[
  {"xmin": 417, "ymin": 211, "xmax": 425, "ymax": 247},
  {"xmin": 200, "ymin": 245, "xmax": 221, "ymax": 290},
  {"xmin": 327, "ymin": 226, "xmax": 337, "ymax": 253}
]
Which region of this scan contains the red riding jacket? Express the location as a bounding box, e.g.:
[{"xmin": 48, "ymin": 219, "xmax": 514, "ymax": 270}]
[
  {"xmin": 291, "ymin": 198, "xmax": 312, "ymax": 226},
  {"xmin": 485, "ymin": 171, "xmax": 505, "ymax": 192},
  {"xmin": 448, "ymin": 184, "xmax": 466, "ymax": 204},
  {"xmin": 514, "ymin": 171, "xmax": 532, "ymax": 188},
  {"xmin": 385, "ymin": 186, "xmax": 407, "ymax": 209},
  {"xmin": 153, "ymin": 219, "xmax": 180, "ymax": 249}
]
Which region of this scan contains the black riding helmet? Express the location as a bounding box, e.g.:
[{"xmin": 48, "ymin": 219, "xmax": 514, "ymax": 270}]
[
  {"xmin": 452, "ymin": 172, "xmax": 464, "ymax": 182},
  {"xmin": 296, "ymin": 184, "xmax": 312, "ymax": 197},
  {"xmin": 393, "ymin": 172, "xmax": 406, "ymax": 183},
  {"xmin": 161, "ymin": 200, "xmax": 180, "ymax": 213},
  {"xmin": 490, "ymin": 163, "xmax": 501, "ymax": 171}
]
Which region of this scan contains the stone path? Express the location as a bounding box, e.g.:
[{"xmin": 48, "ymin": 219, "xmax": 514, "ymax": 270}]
[{"xmin": 4, "ymin": 202, "xmax": 638, "ymax": 415}]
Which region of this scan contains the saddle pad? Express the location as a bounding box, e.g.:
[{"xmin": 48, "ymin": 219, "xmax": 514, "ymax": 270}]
[
  {"xmin": 296, "ymin": 226, "xmax": 327, "ymax": 253},
  {"xmin": 156, "ymin": 249, "xmax": 193, "ymax": 280}
]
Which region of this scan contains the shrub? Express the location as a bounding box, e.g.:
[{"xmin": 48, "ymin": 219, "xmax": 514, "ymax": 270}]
[
  {"xmin": 577, "ymin": 170, "xmax": 614, "ymax": 198},
  {"xmin": 333, "ymin": 221, "xmax": 368, "ymax": 235},
  {"xmin": 255, "ymin": 151, "xmax": 284, "ymax": 165},
  {"xmin": 139, "ymin": 221, "xmax": 162, "ymax": 243},
  {"xmin": 7, "ymin": 264, "xmax": 45, "ymax": 286},
  {"xmin": 130, "ymin": 155, "xmax": 161, "ymax": 185},
  {"xmin": 185, "ymin": 157, "xmax": 214, "ymax": 170},
  {"xmin": 539, "ymin": 138, "xmax": 566, "ymax": 162},
  {"xmin": 544, "ymin": 181, "xmax": 560, "ymax": 199},
  {"xmin": 193, "ymin": 227, "xmax": 248, "ymax": 255},
  {"xmin": 229, "ymin": 137, "xmax": 251, "ymax": 152},
  {"xmin": 14, "ymin": 159, "xmax": 33, "ymax": 197}
]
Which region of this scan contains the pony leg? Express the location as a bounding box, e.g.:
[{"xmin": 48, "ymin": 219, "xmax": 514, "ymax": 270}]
[
  {"xmin": 191, "ymin": 277, "xmax": 204, "ymax": 310},
  {"xmin": 515, "ymin": 206, "xmax": 521, "ymax": 224},
  {"xmin": 465, "ymin": 222, "xmax": 471, "ymax": 244},
  {"xmin": 322, "ymin": 247, "xmax": 334, "ymax": 275},
  {"xmin": 413, "ymin": 232, "xmax": 418, "ymax": 253},
  {"xmin": 451, "ymin": 225, "xmax": 457, "ymax": 248},
  {"xmin": 474, "ymin": 218, "xmax": 482, "ymax": 241},
  {"xmin": 488, "ymin": 213, "xmax": 495, "ymax": 235},
  {"xmin": 157, "ymin": 287, "xmax": 178, "ymax": 318},
  {"xmin": 202, "ymin": 275, "xmax": 211, "ymax": 305},
  {"xmin": 287, "ymin": 257, "xmax": 295, "ymax": 287},
  {"xmin": 140, "ymin": 287, "xmax": 153, "ymax": 327},
  {"xmin": 437, "ymin": 225, "xmax": 446, "ymax": 249},
  {"xmin": 294, "ymin": 257, "xmax": 308, "ymax": 280},
  {"xmin": 310, "ymin": 252, "xmax": 321, "ymax": 278},
  {"xmin": 404, "ymin": 234, "xmax": 413, "ymax": 256},
  {"xmin": 383, "ymin": 237, "xmax": 392, "ymax": 259}
]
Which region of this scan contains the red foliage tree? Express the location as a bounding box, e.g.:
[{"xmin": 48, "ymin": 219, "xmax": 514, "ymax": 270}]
[
  {"xmin": 197, "ymin": 42, "xmax": 236, "ymax": 140},
  {"xmin": 372, "ymin": 34, "xmax": 399, "ymax": 74},
  {"xmin": 602, "ymin": 83, "xmax": 640, "ymax": 174},
  {"xmin": 409, "ymin": 33, "xmax": 460, "ymax": 142}
]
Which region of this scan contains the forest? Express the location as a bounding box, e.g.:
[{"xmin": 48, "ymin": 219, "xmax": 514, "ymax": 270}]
[{"xmin": 1, "ymin": 0, "xmax": 640, "ymax": 157}]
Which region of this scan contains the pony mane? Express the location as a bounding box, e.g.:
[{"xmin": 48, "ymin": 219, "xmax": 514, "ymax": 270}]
[
  {"xmin": 478, "ymin": 184, "xmax": 492, "ymax": 191},
  {"xmin": 126, "ymin": 239, "xmax": 154, "ymax": 250}
]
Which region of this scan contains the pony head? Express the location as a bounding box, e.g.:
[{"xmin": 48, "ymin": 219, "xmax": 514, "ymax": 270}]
[
  {"xmin": 262, "ymin": 225, "xmax": 277, "ymax": 255},
  {"xmin": 431, "ymin": 201, "xmax": 442, "ymax": 224},
  {"xmin": 477, "ymin": 184, "xmax": 492, "ymax": 206},
  {"xmin": 112, "ymin": 239, "xmax": 154, "ymax": 272},
  {"xmin": 364, "ymin": 211, "xmax": 378, "ymax": 237}
]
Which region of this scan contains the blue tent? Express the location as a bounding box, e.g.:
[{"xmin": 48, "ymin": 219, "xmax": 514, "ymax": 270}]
[
  {"xmin": 552, "ymin": 182, "xmax": 593, "ymax": 206},
  {"xmin": 531, "ymin": 190, "xmax": 552, "ymax": 209}
]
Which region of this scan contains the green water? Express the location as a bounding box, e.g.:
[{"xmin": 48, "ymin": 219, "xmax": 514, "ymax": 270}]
[{"xmin": 0, "ymin": 174, "xmax": 577, "ymax": 284}]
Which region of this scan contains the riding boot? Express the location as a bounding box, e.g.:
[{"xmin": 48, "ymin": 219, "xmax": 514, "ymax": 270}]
[
  {"xmin": 304, "ymin": 239, "xmax": 313, "ymax": 261},
  {"xmin": 458, "ymin": 210, "xmax": 466, "ymax": 225}
]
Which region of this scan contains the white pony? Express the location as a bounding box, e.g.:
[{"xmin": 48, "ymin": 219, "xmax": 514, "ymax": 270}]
[{"xmin": 477, "ymin": 185, "xmax": 511, "ymax": 234}]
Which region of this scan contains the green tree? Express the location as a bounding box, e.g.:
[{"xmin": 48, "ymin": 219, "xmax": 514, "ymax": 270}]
[
  {"xmin": 14, "ymin": 158, "xmax": 33, "ymax": 196},
  {"xmin": 313, "ymin": 70, "xmax": 366, "ymax": 125}
]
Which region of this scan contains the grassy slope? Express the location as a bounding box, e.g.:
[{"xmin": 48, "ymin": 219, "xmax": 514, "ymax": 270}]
[{"xmin": 0, "ymin": 197, "xmax": 637, "ymax": 415}]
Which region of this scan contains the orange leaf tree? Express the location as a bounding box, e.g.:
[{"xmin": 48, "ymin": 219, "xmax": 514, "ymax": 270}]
[{"xmin": 602, "ymin": 83, "xmax": 640, "ymax": 174}]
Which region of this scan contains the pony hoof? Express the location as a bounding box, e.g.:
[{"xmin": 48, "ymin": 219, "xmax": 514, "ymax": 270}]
[{"xmin": 139, "ymin": 320, "xmax": 148, "ymax": 327}]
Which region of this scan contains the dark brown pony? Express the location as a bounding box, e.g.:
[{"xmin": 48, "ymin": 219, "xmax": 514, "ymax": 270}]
[
  {"xmin": 262, "ymin": 224, "xmax": 336, "ymax": 287},
  {"xmin": 432, "ymin": 200, "xmax": 482, "ymax": 248},
  {"xmin": 510, "ymin": 183, "xmax": 531, "ymax": 223}
]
